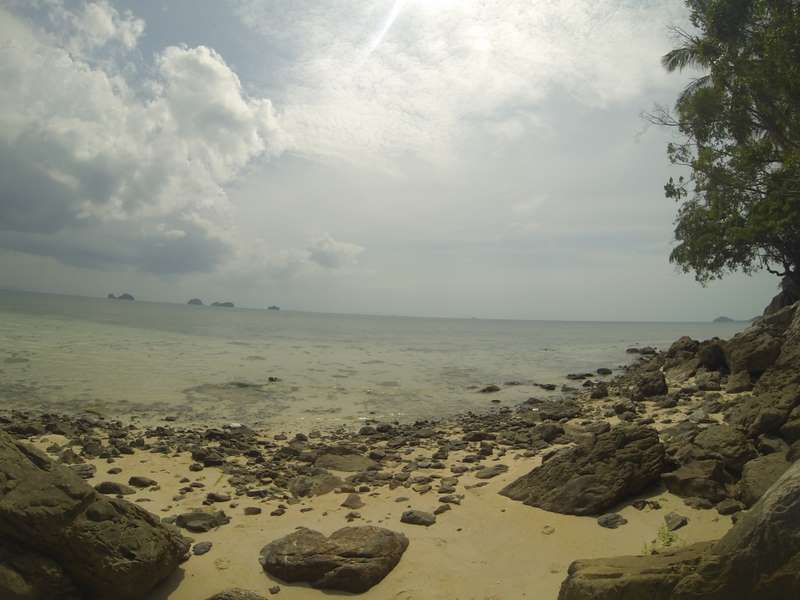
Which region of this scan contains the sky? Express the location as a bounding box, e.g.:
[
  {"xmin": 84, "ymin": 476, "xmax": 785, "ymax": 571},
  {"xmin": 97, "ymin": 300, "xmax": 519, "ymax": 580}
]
[{"xmin": 0, "ymin": 0, "xmax": 780, "ymax": 321}]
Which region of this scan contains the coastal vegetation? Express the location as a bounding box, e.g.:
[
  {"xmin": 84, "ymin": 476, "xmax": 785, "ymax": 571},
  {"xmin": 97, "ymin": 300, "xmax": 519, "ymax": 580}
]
[{"xmin": 653, "ymin": 0, "xmax": 800, "ymax": 287}]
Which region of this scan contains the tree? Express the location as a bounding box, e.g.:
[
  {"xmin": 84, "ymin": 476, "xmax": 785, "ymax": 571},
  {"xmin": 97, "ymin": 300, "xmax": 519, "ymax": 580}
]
[{"xmin": 654, "ymin": 0, "xmax": 800, "ymax": 286}]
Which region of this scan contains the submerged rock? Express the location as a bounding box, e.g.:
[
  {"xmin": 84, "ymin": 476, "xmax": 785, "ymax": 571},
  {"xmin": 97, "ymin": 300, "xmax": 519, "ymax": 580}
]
[{"xmin": 259, "ymin": 526, "xmax": 408, "ymax": 593}]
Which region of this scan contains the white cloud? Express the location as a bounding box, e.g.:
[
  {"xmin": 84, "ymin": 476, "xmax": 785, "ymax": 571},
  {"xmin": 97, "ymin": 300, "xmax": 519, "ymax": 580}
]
[
  {"xmin": 235, "ymin": 0, "xmax": 688, "ymax": 166},
  {"xmin": 308, "ymin": 233, "xmax": 365, "ymax": 268},
  {"xmin": 0, "ymin": 3, "xmax": 285, "ymax": 273}
]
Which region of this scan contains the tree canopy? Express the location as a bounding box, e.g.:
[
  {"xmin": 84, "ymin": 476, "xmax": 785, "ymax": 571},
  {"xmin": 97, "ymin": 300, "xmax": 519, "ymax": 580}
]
[{"xmin": 657, "ymin": 0, "xmax": 800, "ymax": 285}]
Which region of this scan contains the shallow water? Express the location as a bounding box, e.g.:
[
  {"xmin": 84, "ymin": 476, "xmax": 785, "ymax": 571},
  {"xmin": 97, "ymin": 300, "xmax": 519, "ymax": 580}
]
[{"xmin": 0, "ymin": 290, "xmax": 746, "ymax": 429}]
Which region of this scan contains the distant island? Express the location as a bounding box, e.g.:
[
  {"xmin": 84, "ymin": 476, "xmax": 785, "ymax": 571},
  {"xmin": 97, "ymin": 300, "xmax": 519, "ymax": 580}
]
[
  {"xmin": 713, "ymin": 316, "xmax": 735, "ymax": 323},
  {"xmin": 187, "ymin": 298, "xmax": 204, "ymax": 306},
  {"xmin": 268, "ymin": 305, "xmax": 280, "ymax": 311},
  {"xmin": 107, "ymin": 293, "xmax": 134, "ymax": 301},
  {"xmin": 211, "ymin": 301, "xmax": 235, "ymax": 307}
]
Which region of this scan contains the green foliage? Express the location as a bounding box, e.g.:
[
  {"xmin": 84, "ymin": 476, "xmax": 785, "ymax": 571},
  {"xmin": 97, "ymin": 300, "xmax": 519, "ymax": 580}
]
[
  {"xmin": 657, "ymin": 0, "xmax": 800, "ymax": 285},
  {"xmin": 643, "ymin": 524, "xmax": 681, "ymax": 555}
]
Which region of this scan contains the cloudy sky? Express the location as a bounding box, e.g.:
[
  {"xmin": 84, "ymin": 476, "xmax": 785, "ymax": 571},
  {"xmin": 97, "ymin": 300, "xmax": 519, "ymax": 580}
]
[{"xmin": 0, "ymin": 0, "xmax": 778, "ymax": 320}]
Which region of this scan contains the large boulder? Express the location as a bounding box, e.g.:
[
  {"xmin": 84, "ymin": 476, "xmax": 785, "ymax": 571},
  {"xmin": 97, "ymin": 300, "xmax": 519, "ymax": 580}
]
[
  {"xmin": 689, "ymin": 424, "xmax": 756, "ymax": 474},
  {"xmin": 259, "ymin": 526, "xmax": 408, "ymax": 593},
  {"xmin": 624, "ymin": 370, "xmax": 668, "ymax": 401},
  {"xmin": 738, "ymin": 453, "xmax": 792, "ymax": 507},
  {"xmin": 499, "ymin": 425, "xmax": 665, "ymax": 515},
  {"xmin": 724, "ymin": 330, "xmax": 782, "ymax": 377},
  {"xmin": 559, "ymin": 457, "xmax": 800, "ymax": 600},
  {"xmin": 661, "ymin": 459, "xmax": 729, "ymax": 502},
  {"xmin": 0, "ymin": 432, "xmax": 188, "ymax": 600}
]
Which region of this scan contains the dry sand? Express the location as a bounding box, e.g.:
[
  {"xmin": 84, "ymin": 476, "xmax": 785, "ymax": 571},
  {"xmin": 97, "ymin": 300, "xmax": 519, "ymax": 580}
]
[{"xmin": 34, "ymin": 433, "xmax": 732, "ymax": 600}]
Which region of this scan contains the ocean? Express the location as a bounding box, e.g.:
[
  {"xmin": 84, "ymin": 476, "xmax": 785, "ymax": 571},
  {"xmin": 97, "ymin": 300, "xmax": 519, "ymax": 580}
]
[{"xmin": 0, "ymin": 290, "xmax": 746, "ymax": 430}]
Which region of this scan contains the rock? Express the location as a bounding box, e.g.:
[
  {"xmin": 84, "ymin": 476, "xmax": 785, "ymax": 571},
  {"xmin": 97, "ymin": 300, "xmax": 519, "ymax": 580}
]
[
  {"xmin": 193, "ymin": 541, "xmax": 213, "ymax": 555},
  {"xmin": 94, "ymin": 480, "xmax": 135, "ymax": 495},
  {"xmin": 315, "ymin": 453, "xmax": 378, "ymax": 472},
  {"xmin": 0, "ymin": 432, "xmax": 188, "ymax": 600},
  {"xmin": 762, "ymin": 277, "xmax": 800, "ymax": 316},
  {"xmin": 400, "ymin": 510, "xmax": 436, "ymax": 526},
  {"xmin": 695, "ymin": 370, "xmax": 722, "ymax": 391},
  {"xmin": 479, "ymin": 384, "xmax": 501, "ymax": 393},
  {"xmin": 697, "ymin": 339, "xmax": 728, "ymax": 371},
  {"xmin": 590, "ymin": 382, "xmax": 609, "ymax": 399},
  {"xmin": 739, "ymin": 453, "xmax": 792, "ymax": 507},
  {"xmin": 69, "ymin": 463, "xmax": 96, "ymax": 479},
  {"xmin": 244, "ymin": 507, "xmax": 262, "ymax": 516},
  {"xmin": 128, "ymin": 475, "xmax": 157, "ymax": 488},
  {"xmin": 340, "ymin": 493, "xmax": 364, "ymax": 509},
  {"xmin": 557, "ymin": 542, "xmax": 714, "ymax": 600},
  {"xmin": 597, "ymin": 513, "xmax": 627, "ymax": 529},
  {"xmin": 661, "ymin": 460, "xmax": 728, "ymax": 502},
  {"xmin": 176, "ymin": 510, "xmax": 230, "ymax": 533},
  {"xmin": 475, "ymin": 464, "xmax": 508, "ymax": 479},
  {"xmin": 725, "ymin": 330, "xmax": 782, "ymax": 377},
  {"xmin": 288, "ymin": 472, "xmax": 343, "ymax": 497},
  {"xmin": 716, "ymin": 498, "xmax": 745, "ymax": 515},
  {"xmin": 596, "ymin": 367, "xmax": 613, "ymax": 376},
  {"xmin": 664, "ymin": 511, "xmax": 688, "ymax": 531},
  {"xmin": 726, "ymin": 370, "xmax": 753, "ymax": 393},
  {"xmin": 0, "ymin": 537, "xmax": 83, "ymax": 599},
  {"xmin": 205, "ymin": 589, "xmax": 267, "ymax": 600},
  {"xmin": 259, "ymin": 526, "xmax": 408, "ymax": 593},
  {"xmin": 188, "ymin": 298, "xmax": 204, "ymax": 306},
  {"xmin": 206, "ymin": 492, "xmax": 231, "ymax": 503},
  {"xmin": 690, "ymin": 424, "xmax": 756, "ymax": 474},
  {"xmin": 500, "ymin": 425, "xmax": 665, "ymax": 516},
  {"xmin": 558, "ymin": 455, "xmax": 800, "ymax": 600},
  {"xmin": 625, "ymin": 370, "xmax": 667, "ymax": 400},
  {"xmin": 211, "ymin": 301, "xmax": 235, "ymax": 307}
]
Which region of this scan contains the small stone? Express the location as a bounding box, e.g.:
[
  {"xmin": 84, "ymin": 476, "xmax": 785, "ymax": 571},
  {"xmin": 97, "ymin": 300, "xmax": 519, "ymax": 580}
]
[
  {"xmin": 597, "ymin": 513, "xmax": 627, "ymax": 529},
  {"xmin": 193, "ymin": 541, "xmax": 213, "ymax": 556},
  {"xmin": 541, "ymin": 525, "xmax": 555, "ymax": 535},
  {"xmin": 244, "ymin": 507, "xmax": 262, "ymax": 516},
  {"xmin": 665, "ymin": 511, "xmax": 689, "ymax": 531},
  {"xmin": 433, "ymin": 504, "xmax": 451, "ymax": 515},
  {"xmin": 129, "ymin": 476, "xmax": 157, "ymax": 488},
  {"xmin": 400, "ymin": 510, "xmax": 436, "ymax": 526}
]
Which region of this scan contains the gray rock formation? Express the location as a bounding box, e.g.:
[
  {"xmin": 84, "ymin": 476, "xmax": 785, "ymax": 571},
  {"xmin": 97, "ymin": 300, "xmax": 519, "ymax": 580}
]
[
  {"xmin": 558, "ymin": 458, "xmax": 800, "ymax": 600},
  {"xmin": 0, "ymin": 431, "xmax": 188, "ymax": 600},
  {"xmin": 259, "ymin": 526, "xmax": 408, "ymax": 593},
  {"xmin": 499, "ymin": 425, "xmax": 665, "ymax": 515}
]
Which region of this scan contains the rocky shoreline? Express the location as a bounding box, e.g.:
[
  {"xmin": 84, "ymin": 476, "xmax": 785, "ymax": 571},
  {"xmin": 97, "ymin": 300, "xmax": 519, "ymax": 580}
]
[{"xmin": 2, "ymin": 302, "xmax": 799, "ymax": 599}]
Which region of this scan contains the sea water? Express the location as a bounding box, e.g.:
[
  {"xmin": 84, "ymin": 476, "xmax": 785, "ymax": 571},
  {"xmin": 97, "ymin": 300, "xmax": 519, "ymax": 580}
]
[{"xmin": 0, "ymin": 290, "xmax": 746, "ymax": 429}]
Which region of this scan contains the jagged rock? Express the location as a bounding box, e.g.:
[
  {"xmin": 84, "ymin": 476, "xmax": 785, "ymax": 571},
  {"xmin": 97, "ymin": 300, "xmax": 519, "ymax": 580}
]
[
  {"xmin": 762, "ymin": 278, "xmax": 799, "ymax": 316},
  {"xmin": 726, "ymin": 370, "xmax": 753, "ymax": 393},
  {"xmin": 697, "ymin": 339, "xmax": 728, "ymax": 372},
  {"xmin": 661, "ymin": 459, "xmax": 729, "ymax": 502},
  {"xmin": 188, "ymin": 298, "xmax": 204, "ymax": 306},
  {"xmin": 625, "ymin": 370, "xmax": 667, "ymax": 400},
  {"xmin": 0, "ymin": 432, "xmax": 188, "ymax": 600},
  {"xmin": 559, "ymin": 457, "xmax": 800, "ymax": 600},
  {"xmin": 725, "ymin": 330, "xmax": 782, "ymax": 377},
  {"xmin": 288, "ymin": 471, "xmax": 343, "ymax": 497},
  {"xmin": 690, "ymin": 424, "xmax": 756, "ymax": 474},
  {"xmin": 739, "ymin": 453, "xmax": 792, "ymax": 507},
  {"xmin": 259, "ymin": 526, "xmax": 408, "ymax": 593},
  {"xmin": 500, "ymin": 425, "xmax": 665, "ymax": 516}
]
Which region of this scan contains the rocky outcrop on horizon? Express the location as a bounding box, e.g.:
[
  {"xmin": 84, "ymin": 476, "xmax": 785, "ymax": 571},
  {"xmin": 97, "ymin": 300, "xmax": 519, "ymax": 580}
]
[
  {"xmin": 188, "ymin": 298, "xmax": 204, "ymax": 305},
  {"xmin": 211, "ymin": 301, "xmax": 235, "ymax": 307},
  {"xmin": 107, "ymin": 292, "xmax": 134, "ymax": 300}
]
